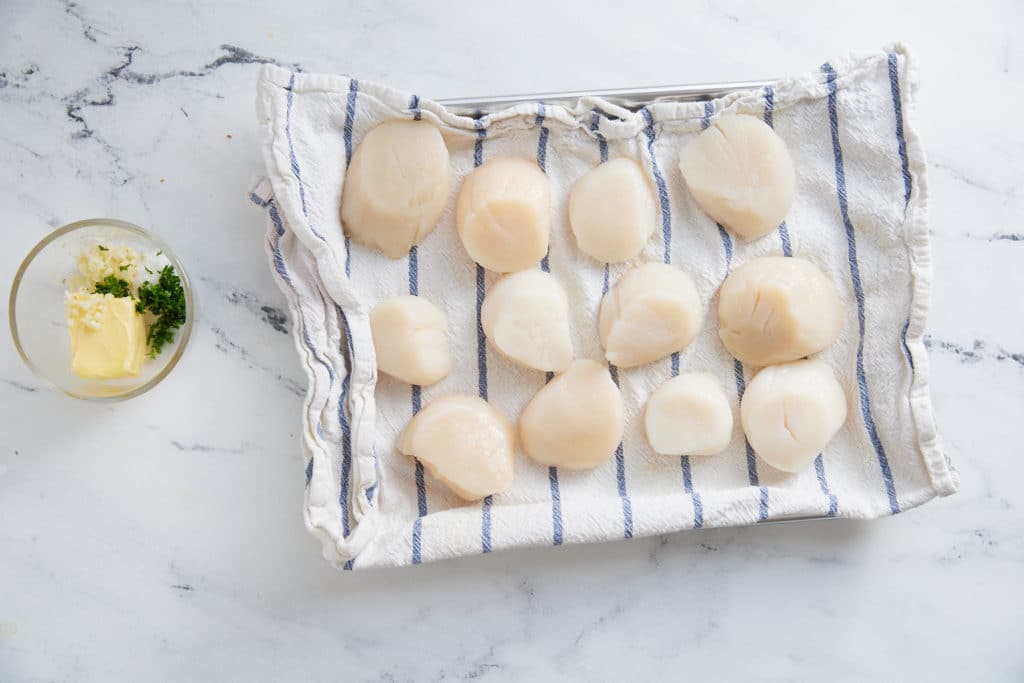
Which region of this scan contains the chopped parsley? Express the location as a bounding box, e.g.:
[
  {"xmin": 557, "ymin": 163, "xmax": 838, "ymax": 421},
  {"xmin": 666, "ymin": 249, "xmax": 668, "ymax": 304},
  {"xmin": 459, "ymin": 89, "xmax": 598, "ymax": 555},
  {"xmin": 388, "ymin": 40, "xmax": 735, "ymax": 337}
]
[
  {"xmin": 97, "ymin": 245, "xmax": 109, "ymax": 252},
  {"xmin": 119, "ymin": 264, "xmax": 131, "ymax": 271},
  {"xmin": 136, "ymin": 265, "xmax": 186, "ymax": 358},
  {"xmin": 93, "ymin": 275, "xmax": 132, "ymax": 298}
]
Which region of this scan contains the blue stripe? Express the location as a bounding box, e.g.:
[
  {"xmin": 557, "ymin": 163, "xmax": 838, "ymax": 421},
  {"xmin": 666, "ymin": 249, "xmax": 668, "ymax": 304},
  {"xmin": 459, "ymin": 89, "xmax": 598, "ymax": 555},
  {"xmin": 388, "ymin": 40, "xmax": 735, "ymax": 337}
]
[
  {"xmin": 285, "ymin": 73, "xmax": 324, "ymax": 241},
  {"xmin": 823, "ymin": 62, "xmax": 900, "ymax": 514},
  {"xmin": 901, "ymin": 319, "xmax": 914, "ymax": 369},
  {"xmin": 409, "ymin": 240, "xmax": 427, "ymax": 557},
  {"xmin": 646, "ymin": 104, "xmax": 702, "ymax": 524},
  {"xmin": 266, "ymin": 199, "xmax": 338, "ymax": 511},
  {"xmin": 535, "ymin": 103, "xmax": 549, "ymax": 172},
  {"xmin": 761, "ymin": 86, "xmax": 793, "ymax": 256},
  {"xmin": 481, "ymin": 495, "xmax": 493, "ymax": 553},
  {"xmin": 815, "ymin": 454, "xmax": 839, "ymax": 516},
  {"xmin": 338, "ymin": 309, "xmax": 354, "ymax": 537},
  {"xmin": 590, "ymin": 110, "xmax": 608, "ymax": 163},
  {"xmin": 412, "ymin": 518, "xmax": 423, "ymax": 565},
  {"xmin": 601, "ymin": 263, "xmax": 632, "ymax": 539},
  {"xmin": 409, "ymin": 94, "xmax": 421, "ymax": 121},
  {"xmin": 641, "ymin": 107, "xmax": 672, "ymax": 265},
  {"xmin": 342, "ymin": 80, "xmax": 360, "ymax": 275},
  {"xmin": 472, "ymin": 118, "xmax": 495, "ymax": 554},
  {"xmin": 642, "ymin": 106, "xmax": 680, "ymax": 374},
  {"xmin": 706, "ymin": 100, "xmax": 768, "ymax": 521},
  {"xmin": 549, "ymin": 467, "xmax": 563, "ymax": 545},
  {"xmin": 536, "ymin": 104, "xmax": 551, "ymax": 273},
  {"xmin": 887, "ymin": 54, "xmax": 912, "ymax": 207},
  {"xmin": 680, "ymin": 457, "xmax": 703, "ymax": 528},
  {"xmin": 408, "ymin": 246, "xmax": 419, "ymax": 296},
  {"xmin": 888, "ymin": 54, "xmax": 916, "ymax": 375},
  {"xmin": 473, "ymin": 113, "xmax": 485, "ymax": 166}
]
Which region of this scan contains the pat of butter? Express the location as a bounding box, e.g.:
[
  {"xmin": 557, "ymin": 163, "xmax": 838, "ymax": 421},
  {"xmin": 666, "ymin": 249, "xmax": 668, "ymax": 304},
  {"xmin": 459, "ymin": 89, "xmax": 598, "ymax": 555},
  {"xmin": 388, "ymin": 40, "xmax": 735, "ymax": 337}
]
[{"xmin": 66, "ymin": 293, "xmax": 146, "ymax": 379}]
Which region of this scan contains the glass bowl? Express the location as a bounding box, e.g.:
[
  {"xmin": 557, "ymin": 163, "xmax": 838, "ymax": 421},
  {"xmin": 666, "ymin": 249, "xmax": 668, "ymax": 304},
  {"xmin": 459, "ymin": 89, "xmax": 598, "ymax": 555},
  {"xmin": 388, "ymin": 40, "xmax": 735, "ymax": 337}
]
[{"xmin": 9, "ymin": 219, "xmax": 194, "ymax": 401}]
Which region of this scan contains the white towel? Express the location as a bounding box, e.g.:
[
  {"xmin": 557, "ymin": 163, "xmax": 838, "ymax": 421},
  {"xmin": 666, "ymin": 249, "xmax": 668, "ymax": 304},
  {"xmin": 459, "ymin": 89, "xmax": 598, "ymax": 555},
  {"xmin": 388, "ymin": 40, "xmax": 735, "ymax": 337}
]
[{"xmin": 251, "ymin": 42, "xmax": 956, "ymax": 570}]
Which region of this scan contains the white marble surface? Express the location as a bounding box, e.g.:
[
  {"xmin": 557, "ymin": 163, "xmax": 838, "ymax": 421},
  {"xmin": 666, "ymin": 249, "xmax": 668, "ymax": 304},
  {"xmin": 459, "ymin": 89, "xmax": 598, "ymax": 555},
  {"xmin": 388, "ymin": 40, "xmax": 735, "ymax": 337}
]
[{"xmin": 1, "ymin": 1, "xmax": 1021, "ymax": 680}]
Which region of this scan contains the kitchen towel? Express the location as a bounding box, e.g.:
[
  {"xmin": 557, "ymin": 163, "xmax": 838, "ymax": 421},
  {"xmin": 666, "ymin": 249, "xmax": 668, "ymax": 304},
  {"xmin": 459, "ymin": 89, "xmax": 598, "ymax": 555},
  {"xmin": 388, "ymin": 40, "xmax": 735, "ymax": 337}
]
[{"xmin": 251, "ymin": 42, "xmax": 956, "ymax": 570}]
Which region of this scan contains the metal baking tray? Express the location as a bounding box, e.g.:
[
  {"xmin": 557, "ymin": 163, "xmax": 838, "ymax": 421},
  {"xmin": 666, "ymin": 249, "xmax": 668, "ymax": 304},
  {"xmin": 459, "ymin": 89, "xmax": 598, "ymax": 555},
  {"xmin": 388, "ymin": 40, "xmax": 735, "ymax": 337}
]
[
  {"xmin": 442, "ymin": 79, "xmax": 832, "ymax": 526},
  {"xmin": 439, "ymin": 79, "xmax": 775, "ymax": 115}
]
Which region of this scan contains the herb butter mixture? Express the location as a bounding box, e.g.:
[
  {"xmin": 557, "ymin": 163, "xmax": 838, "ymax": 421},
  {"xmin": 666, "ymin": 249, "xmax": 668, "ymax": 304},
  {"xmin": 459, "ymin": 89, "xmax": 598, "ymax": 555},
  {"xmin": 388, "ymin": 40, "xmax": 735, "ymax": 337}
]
[{"xmin": 65, "ymin": 243, "xmax": 186, "ymax": 379}]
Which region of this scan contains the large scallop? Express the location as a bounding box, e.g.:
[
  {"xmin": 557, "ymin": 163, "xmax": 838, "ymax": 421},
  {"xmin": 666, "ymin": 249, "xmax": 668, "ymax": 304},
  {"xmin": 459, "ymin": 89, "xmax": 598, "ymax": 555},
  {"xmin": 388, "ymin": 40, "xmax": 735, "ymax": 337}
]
[
  {"xmin": 398, "ymin": 394, "xmax": 516, "ymax": 501},
  {"xmin": 678, "ymin": 113, "xmax": 794, "ymax": 241},
  {"xmin": 340, "ymin": 119, "xmax": 451, "ymax": 258},
  {"xmin": 455, "ymin": 157, "xmax": 551, "ymax": 272},
  {"xmin": 645, "ymin": 372, "xmax": 733, "ymax": 456},
  {"xmin": 370, "ymin": 295, "xmax": 450, "ymax": 386},
  {"xmin": 740, "ymin": 359, "xmax": 848, "ymax": 473},
  {"xmin": 598, "ymin": 263, "xmax": 703, "ymax": 369},
  {"xmin": 568, "ymin": 158, "xmax": 657, "ymax": 263},
  {"xmin": 718, "ymin": 256, "xmax": 843, "ymax": 367},
  {"xmin": 481, "ymin": 270, "xmax": 573, "ymax": 373},
  {"xmin": 519, "ymin": 359, "xmax": 624, "ymax": 470}
]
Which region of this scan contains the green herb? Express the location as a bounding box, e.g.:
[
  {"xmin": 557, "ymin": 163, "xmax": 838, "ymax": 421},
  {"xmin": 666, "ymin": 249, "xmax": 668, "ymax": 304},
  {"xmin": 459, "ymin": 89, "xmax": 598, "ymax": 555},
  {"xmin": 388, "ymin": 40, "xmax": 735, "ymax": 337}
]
[
  {"xmin": 93, "ymin": 275, "xmax": 132, "ymax": 298},
  {"xmin": 136, "ymin": 265, "xmax": 186, "ymax": 358},
  {"xmin": 145, "ymin": 267, "xmax": 153, "ymax": 275},
  {"xmin": 119, "ymin": 264, "xmax": 131, "ymax": 272},
  {"xmin": 156, "ymin": 250, "xmax": 162, "ymax": 256},
  {"xmin": 97, "ymin": 245, "xmax": 109, "ymax": 252}
]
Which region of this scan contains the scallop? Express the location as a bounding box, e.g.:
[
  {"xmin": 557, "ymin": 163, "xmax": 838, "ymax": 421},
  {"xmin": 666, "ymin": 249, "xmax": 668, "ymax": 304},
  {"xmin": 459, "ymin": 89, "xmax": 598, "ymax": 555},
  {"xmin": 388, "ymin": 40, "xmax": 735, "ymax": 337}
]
[
  {"xmin": 340, "ymin": 119, "xmax": 451, "ymax": 258},
  {"xmin": 481, "ymin": 270, "xmax": 573, "ymax": 373},
  {"xmin": 568, "ymin": 158, "xmax": 657, "ymax": 263},
  {"xmin": 645, "ymin": 372, "xmax": 733, "ymax": 456},
  {"xmin": 369, "ymin": 295, "xmax": 450, "ymax": 386},
  {"xmin": 740, "ymin": 359, "xmax": 848, "ymax": 473},
  {"xmin": 678, "ymin": 113, "xmax": 795, "ymax": 241},
  {"xmin": 519, "ymin": 359, "xmax": 624, "ymax": 470},
  {"xmin": 398, "ymin": 394, "xmax": 516, "ymax": 501},
  {"xmin": 598, "ymin": 263, "xmax": 703, "ymax": 368},
  {"xmin": 455, "ymin": 157, "xmax": 551, "ymax": 272},
  {"xmin": 718, "ymin": 256, "xmax": 844, "ymax": 367}
]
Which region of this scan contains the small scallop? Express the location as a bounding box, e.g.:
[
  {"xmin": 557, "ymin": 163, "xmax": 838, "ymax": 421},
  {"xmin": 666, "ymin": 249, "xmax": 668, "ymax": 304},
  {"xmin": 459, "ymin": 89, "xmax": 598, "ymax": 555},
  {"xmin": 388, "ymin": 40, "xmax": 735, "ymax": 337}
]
[
  {"xmin": 481, "ymin": 270, "xmax": 573, "ymax": 373},
  {"xmin": 678, "ymin": 113, "xmax": 795, "ymax": 241},
  {"xmin": 369, "ymin": 295, "xmax": 450, "ymax": 386},
  {"xmin": 455, "ymin": 157, "xmax": 551, "ymax": 272},
  {"xmin": 519, "ymin": 359, "xmax": 624, "ymax": 470},
  {"xmin": 568, "ymin": 158, "xmax": 657, "ymax": 263},
  {"xmin": 340, "ymin": 119, "xmax": 451, "ymax": 258},
  {"xmin": 645, "ymin": 372, "xmax": 733, "ymax": 456},
  {"xmin": 741, "ymin": 359, "xmax": 848, "ymax": 473},
  {"xmin": 398, "ymin": 395, "xmax": 515, "ymax": 501},
  {"xmin": 598, "ymin": 263, "xmax": 703, "ymax": 368},
  {"xmin": 718, "ymin": 256, "xmax": 843, "ymax": 367}
]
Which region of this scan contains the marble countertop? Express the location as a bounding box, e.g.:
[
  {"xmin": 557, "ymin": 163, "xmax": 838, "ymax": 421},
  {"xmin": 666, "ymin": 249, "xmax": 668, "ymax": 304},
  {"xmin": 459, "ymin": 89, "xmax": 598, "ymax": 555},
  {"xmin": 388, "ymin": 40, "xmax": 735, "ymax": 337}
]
[{"xmin": 1, "ymin": 1, "xmax": 1021, "ymax": 680}]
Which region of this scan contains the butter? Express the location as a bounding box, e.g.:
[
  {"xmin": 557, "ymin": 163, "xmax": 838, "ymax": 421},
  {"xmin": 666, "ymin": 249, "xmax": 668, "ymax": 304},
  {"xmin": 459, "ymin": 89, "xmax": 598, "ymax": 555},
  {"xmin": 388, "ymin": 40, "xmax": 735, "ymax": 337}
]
[{"xmin": 66, "ymin": 292, "xmax": 146, "ymax": 379}]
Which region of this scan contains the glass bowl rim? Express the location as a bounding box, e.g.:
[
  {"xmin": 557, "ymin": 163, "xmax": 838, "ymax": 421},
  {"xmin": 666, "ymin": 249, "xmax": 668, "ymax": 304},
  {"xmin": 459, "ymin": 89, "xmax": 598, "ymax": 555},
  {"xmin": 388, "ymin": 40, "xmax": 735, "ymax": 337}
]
[{"xmin": 8, "ymin": 218, "xmax": 194, "ymax": 402}]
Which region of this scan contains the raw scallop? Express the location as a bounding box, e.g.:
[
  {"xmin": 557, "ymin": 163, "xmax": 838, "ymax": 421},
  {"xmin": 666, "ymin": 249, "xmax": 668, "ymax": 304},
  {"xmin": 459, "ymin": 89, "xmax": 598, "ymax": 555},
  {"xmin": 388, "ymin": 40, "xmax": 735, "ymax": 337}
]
[
  {"xmin": 645, "ymin": 372, "xmax": 733, "ymax": 456},
  {"xmin": 568, "ymin": 158, "xmax": 657, "ymax": 263},
  {"xmin": 718, "ymin": 256, "xmax": 843, "ymax": 367},
  {"xmin": 678, "ymin": 113, "xmax": 794, "ymax": 241},
  {"xmin": 455, "ymin": 157, "xmax": 551, "ymax": 272},
  {"xmin": 370, "ymin": 295, "xmax": 450, "ymax": 386},
  {"xmin": 340, "ymin": 119, "xmax": 451, "ymax": 258},
  {"xmin": 481, "ymin": 270, "xmax": 573, "ymax": 373},
  {"xmin": 598, "ymin": 263, "xmax": 703, "ymax": 368},
  {"xmin": 398, "ymin": 394, "xmax": 516, "ymax": 501},
  {"xmin": 519, "ymin": 359, "xmax": 624, "ymax": 470},
  {"xmin": 740, "ymin": 359, "xmax": 848, "ymax": 473}
]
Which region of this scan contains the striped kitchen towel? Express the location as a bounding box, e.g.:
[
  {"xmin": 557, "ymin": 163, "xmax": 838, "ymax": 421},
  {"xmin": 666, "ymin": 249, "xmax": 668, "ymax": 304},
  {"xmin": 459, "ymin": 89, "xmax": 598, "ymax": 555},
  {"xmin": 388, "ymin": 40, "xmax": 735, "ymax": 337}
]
[{"xmin": 251, "ymin": 42, "xmax": 956, "ymax": 570}]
